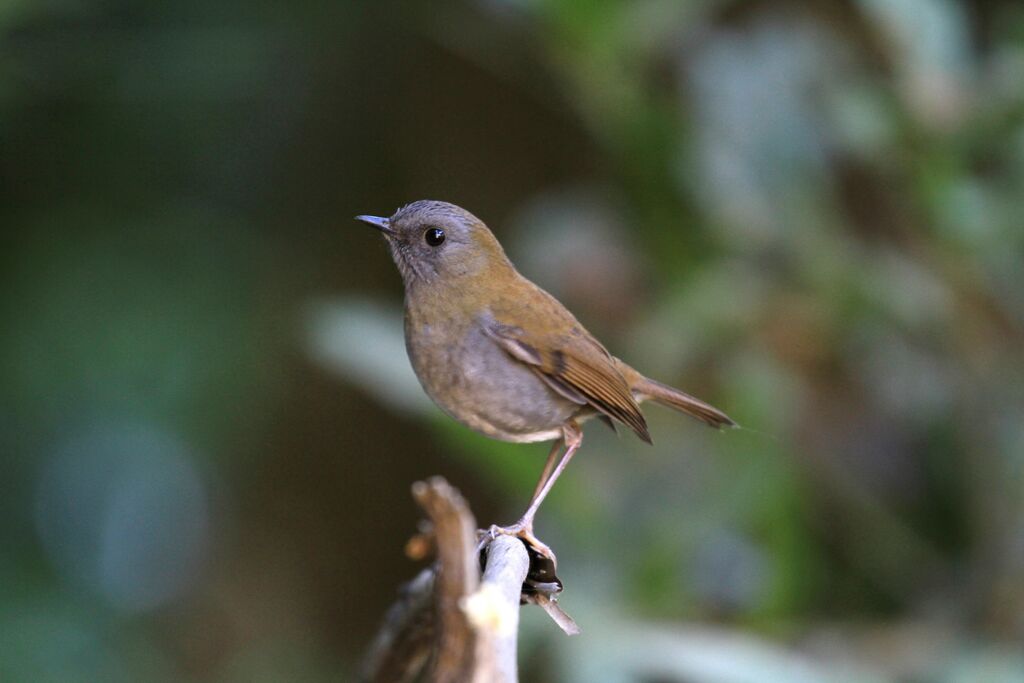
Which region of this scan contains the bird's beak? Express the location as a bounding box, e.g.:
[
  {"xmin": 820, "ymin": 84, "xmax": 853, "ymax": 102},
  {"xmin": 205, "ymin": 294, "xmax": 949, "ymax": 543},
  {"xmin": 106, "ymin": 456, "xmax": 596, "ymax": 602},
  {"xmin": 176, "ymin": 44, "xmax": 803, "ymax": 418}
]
[{"xmin": 355, "ymin": 214, "xmax": 394, "ymax": 236}]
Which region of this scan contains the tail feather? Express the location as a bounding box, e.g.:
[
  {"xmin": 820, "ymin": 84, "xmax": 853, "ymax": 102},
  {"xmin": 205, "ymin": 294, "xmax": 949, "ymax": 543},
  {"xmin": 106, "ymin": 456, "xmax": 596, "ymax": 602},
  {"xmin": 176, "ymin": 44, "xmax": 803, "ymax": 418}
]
[{"xmin": 633, "ymin": 376, "xmax": 735, "ymax": 429}]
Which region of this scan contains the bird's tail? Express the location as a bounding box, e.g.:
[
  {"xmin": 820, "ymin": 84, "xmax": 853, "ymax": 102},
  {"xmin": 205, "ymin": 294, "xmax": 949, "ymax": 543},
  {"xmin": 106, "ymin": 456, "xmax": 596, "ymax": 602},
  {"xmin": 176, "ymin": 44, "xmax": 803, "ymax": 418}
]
[{"xmin": 632, "ymin": 375, "xmax": 735, "ymax": 429}]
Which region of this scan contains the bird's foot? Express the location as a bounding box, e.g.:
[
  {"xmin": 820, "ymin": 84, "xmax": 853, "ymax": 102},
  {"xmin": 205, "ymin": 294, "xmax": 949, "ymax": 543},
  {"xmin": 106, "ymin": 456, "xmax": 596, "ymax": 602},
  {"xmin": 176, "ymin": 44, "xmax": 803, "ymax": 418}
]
[
  {"xmin": 479, "ymin": 521, "xmax": 565, "ymax": 621},
  {"xmin": 486, "ymin": 521, "xmax": 557, "ymax": 568}
]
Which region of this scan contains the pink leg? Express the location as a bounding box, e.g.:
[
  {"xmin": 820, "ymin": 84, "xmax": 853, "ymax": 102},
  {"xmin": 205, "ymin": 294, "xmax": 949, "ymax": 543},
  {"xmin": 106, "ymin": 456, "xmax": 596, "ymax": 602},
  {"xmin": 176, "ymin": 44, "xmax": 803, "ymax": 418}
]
[
  {"xmin": 515, "ymin": 422, "xmax": 582, "ymax": 531},
  {"xmin": 490, "ymin": 423, "xmax": 583, "ymax": 562},
  {"xmin": 529, "ymin": 439, "xmax": 564, "ymax": 505}
]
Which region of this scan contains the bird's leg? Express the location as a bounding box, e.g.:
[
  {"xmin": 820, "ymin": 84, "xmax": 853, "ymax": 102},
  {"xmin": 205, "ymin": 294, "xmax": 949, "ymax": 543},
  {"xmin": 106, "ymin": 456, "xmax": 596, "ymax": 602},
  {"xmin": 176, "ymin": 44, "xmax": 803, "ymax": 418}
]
[
  {"xmin": 490, "ymin": 422, "xmax": 583, "ymax": 561},
  {"xmin": 517, "ymin": 422, "xmax": 582, "ymax": 530},
  {"xmin": 529, "ymin": 438, "xmax": 564, "ymax": 506}
]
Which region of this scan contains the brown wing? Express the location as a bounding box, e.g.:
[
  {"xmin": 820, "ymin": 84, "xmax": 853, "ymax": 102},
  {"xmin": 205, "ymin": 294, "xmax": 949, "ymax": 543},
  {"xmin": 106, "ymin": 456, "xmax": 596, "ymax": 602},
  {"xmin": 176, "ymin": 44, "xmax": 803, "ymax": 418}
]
[{"xmin": 483, "ymin": 319, "xmax": 652, "ymax": 443}]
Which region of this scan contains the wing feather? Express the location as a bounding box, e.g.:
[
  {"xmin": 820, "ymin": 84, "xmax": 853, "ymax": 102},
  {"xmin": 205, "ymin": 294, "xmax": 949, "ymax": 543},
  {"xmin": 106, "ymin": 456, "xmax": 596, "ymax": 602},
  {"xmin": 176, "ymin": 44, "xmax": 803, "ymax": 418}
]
[{"xmin": 483, "ymin": 321, "xmax": 651, "ymax": 443}]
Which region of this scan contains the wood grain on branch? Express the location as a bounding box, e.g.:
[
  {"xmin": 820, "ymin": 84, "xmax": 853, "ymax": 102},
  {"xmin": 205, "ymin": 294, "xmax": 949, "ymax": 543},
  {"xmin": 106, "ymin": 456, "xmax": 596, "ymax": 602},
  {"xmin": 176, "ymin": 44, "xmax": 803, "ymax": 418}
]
[{"xmin": 360, "ymin": 477, "xmax": 532, "ymax": 683}]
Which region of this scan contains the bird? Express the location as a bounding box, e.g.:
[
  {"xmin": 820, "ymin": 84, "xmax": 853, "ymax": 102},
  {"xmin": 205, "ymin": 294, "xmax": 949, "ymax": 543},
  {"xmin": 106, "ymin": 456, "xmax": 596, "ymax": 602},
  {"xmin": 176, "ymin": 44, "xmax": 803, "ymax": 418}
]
[{"xmin": 355, "ymin": 200, "xmax": 734, "ymax": 561}]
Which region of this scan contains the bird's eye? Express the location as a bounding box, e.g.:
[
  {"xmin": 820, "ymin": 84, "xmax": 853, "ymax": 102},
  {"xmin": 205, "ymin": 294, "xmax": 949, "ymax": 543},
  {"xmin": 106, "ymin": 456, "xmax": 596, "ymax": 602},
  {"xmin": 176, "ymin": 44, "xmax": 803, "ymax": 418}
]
[{"xmin": 424, "ymin": 227, "xmax": 446, "ymax": 247}]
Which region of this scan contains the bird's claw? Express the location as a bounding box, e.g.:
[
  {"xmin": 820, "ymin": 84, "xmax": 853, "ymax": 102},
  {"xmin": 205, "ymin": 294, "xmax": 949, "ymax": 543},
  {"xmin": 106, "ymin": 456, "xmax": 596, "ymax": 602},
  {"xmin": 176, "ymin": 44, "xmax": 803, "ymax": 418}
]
[{"xmin": 485, "ymin": 522, "xmax": 557, "ymax": 569}]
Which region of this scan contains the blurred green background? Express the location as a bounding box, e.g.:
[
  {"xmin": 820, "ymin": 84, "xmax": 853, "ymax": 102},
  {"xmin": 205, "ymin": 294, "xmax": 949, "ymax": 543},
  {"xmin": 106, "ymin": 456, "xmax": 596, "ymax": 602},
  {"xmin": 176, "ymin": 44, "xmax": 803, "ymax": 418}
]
[{"xmin": 3, "ymin": 1, "xmax": 1024, "ymax": 681}]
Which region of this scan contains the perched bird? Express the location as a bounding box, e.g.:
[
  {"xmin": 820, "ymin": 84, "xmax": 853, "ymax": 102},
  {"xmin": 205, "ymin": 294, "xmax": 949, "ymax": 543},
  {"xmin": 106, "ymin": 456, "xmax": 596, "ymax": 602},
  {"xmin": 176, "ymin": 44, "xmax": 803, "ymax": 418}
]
[{"xmin": 356, "ymin": 201, "xmax": 734, "ymax": 560}]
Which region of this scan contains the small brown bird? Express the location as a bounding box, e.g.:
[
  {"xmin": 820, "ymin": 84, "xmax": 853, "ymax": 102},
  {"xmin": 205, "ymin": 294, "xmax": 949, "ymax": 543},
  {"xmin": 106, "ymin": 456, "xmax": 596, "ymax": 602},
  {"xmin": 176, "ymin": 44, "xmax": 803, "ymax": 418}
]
[{"xmin": 356, "ymin": 201, "xmax": 734, "ymax": 559}]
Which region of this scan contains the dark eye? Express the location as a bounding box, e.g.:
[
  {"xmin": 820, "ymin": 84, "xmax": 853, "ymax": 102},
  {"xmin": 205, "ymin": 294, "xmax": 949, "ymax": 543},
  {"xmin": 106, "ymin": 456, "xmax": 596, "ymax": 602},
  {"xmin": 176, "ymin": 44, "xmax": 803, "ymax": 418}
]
[{"xmin": 424, "ymin": 227, "xmax": 445, "ymax": 246}]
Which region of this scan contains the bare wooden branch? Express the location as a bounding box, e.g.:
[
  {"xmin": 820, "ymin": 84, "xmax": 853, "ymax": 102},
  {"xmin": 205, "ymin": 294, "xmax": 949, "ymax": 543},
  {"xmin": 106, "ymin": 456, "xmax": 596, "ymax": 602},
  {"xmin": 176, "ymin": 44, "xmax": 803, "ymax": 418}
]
[
  {"xmin": 359, "ymin": 568, "xmax": 436, "ymax": 683},
  {"xmin": 412, "ymin": 477, "xmax": 480, "ymax": 682},
  {"xmin": 466, "ymin": 535, "xmax": 530, "ymax": 683},
  {"xmin": 360, "ymin": 477, "xmax": 566, "ymax": 683}
]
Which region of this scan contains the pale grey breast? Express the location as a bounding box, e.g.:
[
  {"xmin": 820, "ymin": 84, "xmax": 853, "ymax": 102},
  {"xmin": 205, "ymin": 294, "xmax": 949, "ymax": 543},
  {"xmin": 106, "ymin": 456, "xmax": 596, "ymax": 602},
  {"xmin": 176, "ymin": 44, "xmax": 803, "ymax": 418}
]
[{"xmin": 404, "ymin": 311, "xmax": 578, "ymax": 442}]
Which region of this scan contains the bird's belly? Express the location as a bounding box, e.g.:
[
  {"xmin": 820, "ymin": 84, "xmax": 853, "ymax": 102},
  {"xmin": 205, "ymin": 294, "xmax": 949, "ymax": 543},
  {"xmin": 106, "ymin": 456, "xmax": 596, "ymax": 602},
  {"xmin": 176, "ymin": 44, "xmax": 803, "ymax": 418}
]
[{"xmin": 406, "ymin": 323, "xmax": 578, "ymax": 442}]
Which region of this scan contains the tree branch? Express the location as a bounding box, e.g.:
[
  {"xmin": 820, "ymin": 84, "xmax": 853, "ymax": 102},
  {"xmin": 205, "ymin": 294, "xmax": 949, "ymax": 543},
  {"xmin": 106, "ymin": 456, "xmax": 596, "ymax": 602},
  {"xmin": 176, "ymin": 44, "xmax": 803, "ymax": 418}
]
[
  {"xmin": 412, "ymin": 477, "xmax": 481, "ymax": 682},
  {"xmin": 360, "ymin": 477, "xmax": 572, "ymax": 683},
  {"xmin": 466, "ymin": 535, "xmax": 529, "ymax": 683}
]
